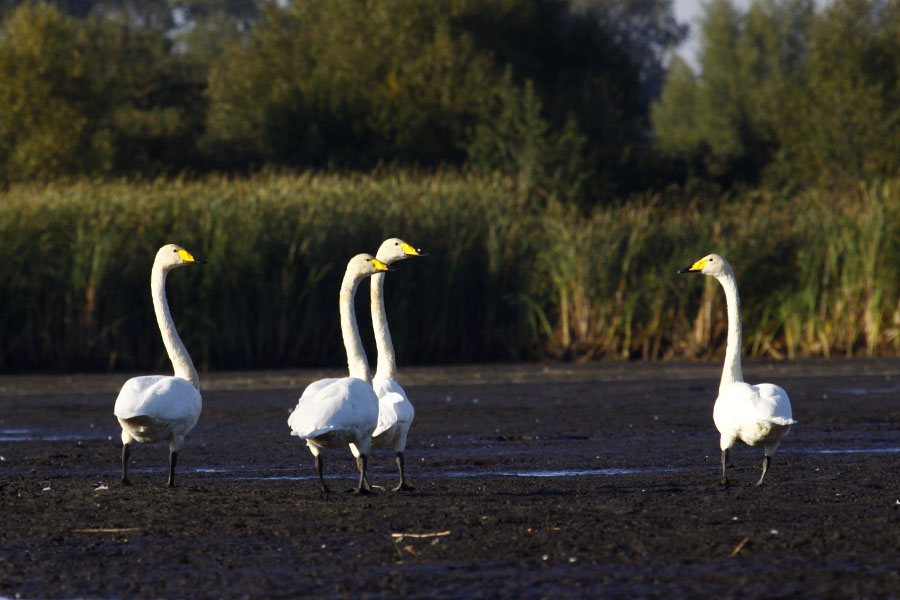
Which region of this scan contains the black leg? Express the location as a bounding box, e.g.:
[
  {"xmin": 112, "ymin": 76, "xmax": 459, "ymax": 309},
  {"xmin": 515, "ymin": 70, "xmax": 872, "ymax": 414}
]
[
  {"xmin": 121, "ymin": 444, "xmax": 132, "ymax": 486},
  {"xmin": 755, "ymin": 455, "xmax": 771, "ymax": 487},
  {"xmin": 392, "ymin": 451, "xmax": 415, "ymax": 492},
  {"xmin": 720, "ymin": 449, "xmax": 730, "ymax": 487},
  {"xmin": 167, "ymin": 450, "xmax": 178, "ymax": 488},
  {"xmin": 315, "ymin": 454, "xmax": 329, "ymax": 493},
  {"xmin": 354, "ymin": 455, "xmax": 372, "ymax": 495}
]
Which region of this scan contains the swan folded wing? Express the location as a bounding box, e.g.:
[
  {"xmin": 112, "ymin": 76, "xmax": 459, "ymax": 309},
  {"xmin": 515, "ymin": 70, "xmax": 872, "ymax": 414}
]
[
  {"xmin": 114, "ymin": 375, "xmax": 201, "ymax": 423},
  {"xmin": 286, "ymin": 377, "xmax": 343, "ymax": 430},
  {"xmin": 759, "ymin": 416, "xmax": 798, "ymax": 426},
  {"xmin": 288, "ymin": 377, "xmax": 378, "ymax": 438},
  {"xmin": 751, "ymin": 383, "xmax": 794, "ymax": 421},
  {"xmin": 372, "ymin": 379, "xmax": 415, "ymax": 437}
]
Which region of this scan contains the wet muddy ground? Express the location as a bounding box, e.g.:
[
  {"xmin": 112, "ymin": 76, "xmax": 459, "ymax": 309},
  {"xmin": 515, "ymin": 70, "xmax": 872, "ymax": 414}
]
[{"xmin": 2, "ymin": 359, "xmax": 900, "ymax": 599}]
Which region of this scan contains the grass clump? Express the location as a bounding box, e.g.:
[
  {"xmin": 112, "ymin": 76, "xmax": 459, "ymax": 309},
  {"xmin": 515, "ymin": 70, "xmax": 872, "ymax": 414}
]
[{"xmin": 4, "ymin": 174, "xmax": 900, "ymax": 372}]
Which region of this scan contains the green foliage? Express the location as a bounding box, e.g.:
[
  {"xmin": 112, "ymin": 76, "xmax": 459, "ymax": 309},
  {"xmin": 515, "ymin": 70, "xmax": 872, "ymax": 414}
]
[
  {"xmin": 0, "ymin": 3, "xmax": 110, "ymax": 181},
  {"xmin": 203, "ymin": 0, "xmax": 502, "ymax": 168},
  {"xmin": 6, "ymin": 173, "xmax": 900, "ymax": 372},
  {"xmin": 203, "ymin": 0, "xmax": 682, "ymax": 200},
  {"xmin": 772, "ymin": 0, "xmax": 900, "ymax": 186},
  {"xmin": 653, "ymin": 0, "xmax": 814, "ymax": 183},
  {"xmin": 465, "ymin": 70, "xmax": 589, "ymax": 201},
  {"xmin": 0, "ymin": 3, "xmax": 205, "ymax": 182},
  {"xmin": 654, "ymin": 0, "xmax": 900, "ymax": 189}
]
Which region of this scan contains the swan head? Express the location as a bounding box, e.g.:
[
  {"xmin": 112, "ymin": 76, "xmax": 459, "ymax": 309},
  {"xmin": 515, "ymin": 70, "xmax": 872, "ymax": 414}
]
[
  {"xmin": 376, "ymin": 237, "xmax": 426, "ymax": 265},
  {"xmin": 677, "ymin": 253, "xmax": 733, "ymax": 278},
  {"xmin": 156, "ymin": 244, "xmax": 207, "ymax": 271},
  {"xmin": 349, "ymin": 253, "xmax": 391, "ymax": 277}
]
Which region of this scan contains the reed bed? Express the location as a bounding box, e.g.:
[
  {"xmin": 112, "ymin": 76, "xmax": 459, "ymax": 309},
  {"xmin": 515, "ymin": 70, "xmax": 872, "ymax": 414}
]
[{"xmin": 3, "ymin": 173, "xmax": 900, "ymax": 372}]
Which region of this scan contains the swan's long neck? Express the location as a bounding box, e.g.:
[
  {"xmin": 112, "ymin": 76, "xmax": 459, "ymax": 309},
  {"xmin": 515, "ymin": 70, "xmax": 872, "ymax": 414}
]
[
  {"xmin": 340, "ymin": 269, "xmax": 372, "ymax": 382},
  {"xmin": 151, "ymin": 262, "xmax": 200, "ymax": 389},
  {"xmin": 371, "ymin": 272, "xmax": 397, "ymax": 381},
  {"xmin": 717, "ymin": 272, "xmax": 744, "ymax": 391}
]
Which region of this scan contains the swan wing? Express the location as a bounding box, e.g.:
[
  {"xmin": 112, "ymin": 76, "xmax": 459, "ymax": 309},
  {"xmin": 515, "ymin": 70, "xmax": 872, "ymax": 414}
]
[
  {"xmin": 297, "ymin": 377, "xmax": 342, "ymax": 406},
  {"xmin": 372, "ymin": 378, "xmax": 415, "ymax": 437},
  {"xmin": 715, "ymin": 382, "xmax": 794, "ymax": 425},
  {"xmin": 288, "ymin": 377, "xmax": 378, "ymax": 439},
  {"xmin": 715, "ymin": 381, "xmax": 795, "ymax": 448},
  {"xmin": 752, "ymin": 383, "xmax": 796, "ymax": 423},
  {"xmin": 114, "ymin": 375, "xmax": 202, "ymax": 423}
]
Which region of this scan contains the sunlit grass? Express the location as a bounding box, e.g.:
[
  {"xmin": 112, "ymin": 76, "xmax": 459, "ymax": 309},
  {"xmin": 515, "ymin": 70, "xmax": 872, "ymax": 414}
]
[{"xmin": 3, "ymin": 173, "xmax": 900, "ymax": 371}]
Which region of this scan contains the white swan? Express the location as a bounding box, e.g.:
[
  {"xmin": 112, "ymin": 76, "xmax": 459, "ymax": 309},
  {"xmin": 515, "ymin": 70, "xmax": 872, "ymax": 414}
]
[
  {"xmin": 287, "ymin": 254, "xmax": 388, "ymax": 494},
  {"xmin": 370, "ymin": 238, "xmax": 424, "ymax": 491},
  {"xmin": 114, "ymin": 244, "xmax": 206, "ymax": 487},
  {"xmin": 678, "ymin": 254, "xmax": 796, "ymax": 486}
]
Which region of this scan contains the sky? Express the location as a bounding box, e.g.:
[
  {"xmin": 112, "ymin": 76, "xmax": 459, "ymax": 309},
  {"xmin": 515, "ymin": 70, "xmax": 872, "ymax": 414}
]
[
  {"xmin": 672, "ymin": 0, "xmax": 830, "ymax": 71},
  {"xmin": 671, "ymin": 0, "xmax": 756, "ymax": 70}
]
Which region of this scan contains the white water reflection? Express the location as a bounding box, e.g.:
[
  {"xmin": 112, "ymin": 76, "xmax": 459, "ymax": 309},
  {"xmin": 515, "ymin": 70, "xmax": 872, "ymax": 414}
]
[
  {"xmin": 0, "ymin": 429, "xmax": 98, "ymax": 442},
  {"xmin": 799, "ymin": 447, "xmax": 900, "ymax": 455},
  {"xmin": 828, "ymin": 387, "xmax": 900, "ymax": 396},
  {"xmin": 228, "ymin": 465, "xmax": 690, "ymax": 481}
]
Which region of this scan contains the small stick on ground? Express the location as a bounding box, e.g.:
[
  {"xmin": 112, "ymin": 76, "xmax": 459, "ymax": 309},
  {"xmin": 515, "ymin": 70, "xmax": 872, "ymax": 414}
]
[
  {"xmin": 729, "ymin": 536, "xmax": 751, "ymax": 557},
  {"xmin": 72, "ymin": 528, "xmax": 142, "ymax": 533},
  {"xmin": 391, "ymin": 531, "xmax": 451, "ymax": 539}
]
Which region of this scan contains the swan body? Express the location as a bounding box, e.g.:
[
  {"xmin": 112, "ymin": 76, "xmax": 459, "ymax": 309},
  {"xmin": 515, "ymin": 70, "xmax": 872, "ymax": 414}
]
[
  {"xmin": 289, "ymin": 378, "xmax": 379, "ymax": 453},
  {"xmin": 370, "ymin": 238, "xmax": 423, "ymax": 491},
  {"xmin": 288, "ymin": 254, "xmax": 389, "ymax": 494},
  {"xmin": 114, "ymin": 244, "xmax": 206, "ymax": 487},
  {"xmin": 679, "ymin": 254, "xmax": 796, "ymax": 486}
]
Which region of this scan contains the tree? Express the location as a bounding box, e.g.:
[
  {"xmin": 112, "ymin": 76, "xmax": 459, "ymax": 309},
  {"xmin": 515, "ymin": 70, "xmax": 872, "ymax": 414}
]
[
  {"xmin": 0, "ymin": 3, "xmax": 207, "ymax": 181},
  {"xmin": 652, "ymin": 0, "xmax": 813, "ymax": 185},
  {"xmin": 771, "ymin": 0, "xmax": 900, "ymax": 186},
  {"xmin": 0, "ymin": 3, "xmax": 112, "ymax": 181}
]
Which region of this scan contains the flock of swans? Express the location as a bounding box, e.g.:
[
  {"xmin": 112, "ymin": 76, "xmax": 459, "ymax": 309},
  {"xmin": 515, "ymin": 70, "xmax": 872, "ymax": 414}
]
[{"xmin": 113, "ymin": 243, "xmax": 795, "ymax": 492}]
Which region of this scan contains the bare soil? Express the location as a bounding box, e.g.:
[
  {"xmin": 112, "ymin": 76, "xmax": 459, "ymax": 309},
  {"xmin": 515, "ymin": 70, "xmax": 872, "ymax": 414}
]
[{"xmin": 2, "ymin": 360, "xmax": 900, "ymax": 599}]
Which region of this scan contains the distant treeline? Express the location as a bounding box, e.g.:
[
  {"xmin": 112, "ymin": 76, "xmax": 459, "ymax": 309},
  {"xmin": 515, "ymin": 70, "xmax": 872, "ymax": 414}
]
[
  {"xmin": 2, "ymin": 0, "xmax": 898, "ymax": 201},
  {"xmin": 0, "ymin": 0, "xmax": 684, "ymax": 203},
  {"xmin": 3, "ymin": 174, "xmax": 900, "ymax": 373}
]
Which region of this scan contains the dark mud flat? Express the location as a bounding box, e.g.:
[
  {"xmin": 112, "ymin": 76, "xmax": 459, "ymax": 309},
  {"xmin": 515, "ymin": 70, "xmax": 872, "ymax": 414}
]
[{"xmin": 2, "ymin": 360, "xmax": 900, "ymax": 599}]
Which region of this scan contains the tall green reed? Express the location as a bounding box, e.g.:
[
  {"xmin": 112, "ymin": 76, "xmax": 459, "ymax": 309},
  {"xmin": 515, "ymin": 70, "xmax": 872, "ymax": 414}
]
[{"xmin": 4, "ymin": 174, "xmax": 900, "ymax": 372}]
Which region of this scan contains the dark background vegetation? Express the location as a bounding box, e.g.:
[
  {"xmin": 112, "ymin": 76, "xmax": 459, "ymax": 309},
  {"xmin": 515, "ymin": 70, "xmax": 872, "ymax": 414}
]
[
  {"xmin": 3, "ymin": 0, "xmax": 900, "ymax": 372},
  {"xmin": 3, "ymin": 0, "xmax": 899, "ymax": 196}
]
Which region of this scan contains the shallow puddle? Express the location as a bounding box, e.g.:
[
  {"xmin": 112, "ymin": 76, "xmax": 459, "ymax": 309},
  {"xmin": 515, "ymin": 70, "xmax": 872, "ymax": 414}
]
[
  {"xmin": 221, "ymin": 465, "xmax": 692, "ymax": 481},
  {"xmin": 796, "ymin": 447, "xmax": 900, "ymax": 455},
  {"xmin": 0, "ymin": 429, "xmax": 103, "ymax": 442}
]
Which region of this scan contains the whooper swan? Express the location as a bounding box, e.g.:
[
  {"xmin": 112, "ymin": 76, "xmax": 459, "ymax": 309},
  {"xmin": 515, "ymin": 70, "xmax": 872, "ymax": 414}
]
[
  {"xmin": 370, "ymin": 238, "xmax": 424, "ymax": 491},
  {"xmin": 287, "ymin": 254, "xmax": 389, "ymax": 494},
  {"xmin": 114, "ymin": 244, "xmax": 206, "ymax": 487},
  {"xmin": 678, "ymin": 254, "xmax": 796, "ymax": 486}
]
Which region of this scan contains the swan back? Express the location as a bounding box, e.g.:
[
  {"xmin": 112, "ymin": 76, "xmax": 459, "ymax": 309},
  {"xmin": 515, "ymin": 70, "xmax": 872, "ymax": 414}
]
[
  {"xmin": 113, "ymin": 375, "xmax": 202, "ymax": 436},
  {"xmin": 372, "ymin": 377, "xmax": 415, "ymax": 437},
  {"xmin": 288, "ymin": 377, "xmax": 379, "ymax": 441}
]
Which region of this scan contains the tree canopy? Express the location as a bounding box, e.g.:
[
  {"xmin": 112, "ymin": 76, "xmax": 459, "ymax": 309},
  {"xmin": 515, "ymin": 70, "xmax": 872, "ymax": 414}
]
[
  {"xmin": 652, "ymin": 0, "xmax": 900, "ymax": 190},
  {"xmin": 2, "ymin": 0, "xmax": 899, "ymax": 197}
]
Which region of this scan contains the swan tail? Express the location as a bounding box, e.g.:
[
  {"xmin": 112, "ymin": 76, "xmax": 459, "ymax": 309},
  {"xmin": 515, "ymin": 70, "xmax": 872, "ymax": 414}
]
[
  {"xmin": 291, "ymin": 426, "xmax": 335, "ymax": 440},
  {"xmin": 760, "ymin": 416, "xmax": 797, "ymax": 426}
]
